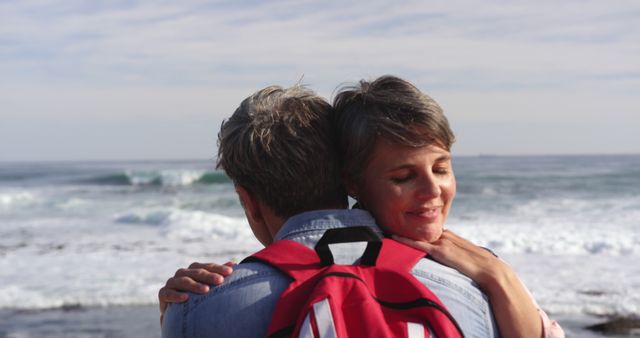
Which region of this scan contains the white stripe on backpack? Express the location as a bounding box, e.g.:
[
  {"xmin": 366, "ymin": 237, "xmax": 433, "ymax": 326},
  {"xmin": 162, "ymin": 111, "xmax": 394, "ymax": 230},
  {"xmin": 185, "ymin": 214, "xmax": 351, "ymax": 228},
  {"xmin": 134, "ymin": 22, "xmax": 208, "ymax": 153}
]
[
  {"xmin": 312, "ymin": 298, "xmax": 337, "ymax": 338},
  {"xmin": 408, "ymin": 322, "xmax": 427, "ymax": 338},
  {"xmin": 299, "ymin": 311, "xmax": 314, "ymax": 338}
]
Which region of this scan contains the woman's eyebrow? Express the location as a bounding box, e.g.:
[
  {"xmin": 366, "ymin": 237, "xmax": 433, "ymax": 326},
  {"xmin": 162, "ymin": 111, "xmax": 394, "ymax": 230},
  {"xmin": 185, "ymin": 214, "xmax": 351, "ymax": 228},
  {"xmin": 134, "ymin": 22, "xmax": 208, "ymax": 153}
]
[
  {"xmin": 387, "ymin": 155, "xmax": 451, "ymax": 171},
  {"xmin": 386, "ymin": 163, "xmax": 413, "ymax": 172},
  {"xmin": 436, "ymin": 155, "xmax": 452, "ymax": 162}
]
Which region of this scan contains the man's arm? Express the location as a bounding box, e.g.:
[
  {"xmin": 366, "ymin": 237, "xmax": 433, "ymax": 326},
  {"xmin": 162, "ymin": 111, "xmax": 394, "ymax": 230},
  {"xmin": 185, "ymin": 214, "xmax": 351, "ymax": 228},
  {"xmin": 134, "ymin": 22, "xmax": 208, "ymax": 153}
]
[{"xmin": 161, "ymin": 262, "xmax": 290, "ymax": 338}]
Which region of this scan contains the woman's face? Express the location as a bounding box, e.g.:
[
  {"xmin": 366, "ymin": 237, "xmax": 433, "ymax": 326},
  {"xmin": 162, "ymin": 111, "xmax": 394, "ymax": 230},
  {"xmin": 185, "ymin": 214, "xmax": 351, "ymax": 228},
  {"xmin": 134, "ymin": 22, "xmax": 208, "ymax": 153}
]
[{"xmin": 350, "ymin": 140, "xmax": 456, "ymax": 242}]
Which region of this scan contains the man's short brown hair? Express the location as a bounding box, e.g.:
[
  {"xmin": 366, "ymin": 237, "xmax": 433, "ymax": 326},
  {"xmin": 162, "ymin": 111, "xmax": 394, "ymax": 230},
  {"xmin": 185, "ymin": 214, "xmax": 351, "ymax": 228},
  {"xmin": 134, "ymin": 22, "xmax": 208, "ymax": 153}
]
[
  {"xmin": 333, "ymin": 75, "xmax": 456, "ymax": 186},
  {"xmin": 217, "ymin": 85, "xmax": 347, "ymax": 218}
]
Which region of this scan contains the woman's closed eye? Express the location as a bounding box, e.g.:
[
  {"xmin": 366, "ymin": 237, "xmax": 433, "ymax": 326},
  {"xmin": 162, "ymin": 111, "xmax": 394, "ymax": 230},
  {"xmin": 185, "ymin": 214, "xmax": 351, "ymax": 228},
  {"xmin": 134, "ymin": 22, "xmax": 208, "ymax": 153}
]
[
  {"xmin": 433, "ymin": 166, "xmax": 450, "ymax": 175},
  {"xmin": 390, "ymin": 173, "xmax": 415, "ymax": 183}
]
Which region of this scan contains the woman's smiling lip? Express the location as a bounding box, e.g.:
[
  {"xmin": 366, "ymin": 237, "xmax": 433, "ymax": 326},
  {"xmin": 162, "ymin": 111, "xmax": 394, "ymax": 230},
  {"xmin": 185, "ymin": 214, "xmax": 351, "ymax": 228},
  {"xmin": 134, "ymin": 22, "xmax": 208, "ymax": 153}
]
[{"xmin": 406, "ymin": 206, "xmax": 442, "ymax": 220}]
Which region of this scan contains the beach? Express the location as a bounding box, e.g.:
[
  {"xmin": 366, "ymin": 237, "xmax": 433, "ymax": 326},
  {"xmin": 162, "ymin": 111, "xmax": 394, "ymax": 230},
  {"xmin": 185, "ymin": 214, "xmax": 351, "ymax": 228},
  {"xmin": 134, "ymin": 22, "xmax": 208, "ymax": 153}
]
[
  {"xmin": 0, "ymin": 305, "xmax": 160, "ymax": 338},
  {"xmin": 1, "ymin": 156, "xmax": 638, "ymax": 337}
]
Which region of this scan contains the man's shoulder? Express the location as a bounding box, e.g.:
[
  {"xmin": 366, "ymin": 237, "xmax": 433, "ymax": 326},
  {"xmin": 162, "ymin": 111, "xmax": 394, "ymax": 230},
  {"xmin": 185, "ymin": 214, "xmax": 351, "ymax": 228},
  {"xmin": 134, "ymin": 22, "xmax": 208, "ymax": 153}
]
[
  {"xmin": 220, "ymin": 261, "xmax": 291, "ymax": 291},
  {"xmin": 413, "ymin": 257, "xmax": 488, "ymax": 304},
  {"xmin": 183, "ymin": 260, "xmax": 291, "ymax": 314},
  {"xmin": 411, "ymin": 257, "xmax": 498, "ymax": 337},
  {"xmin": 162, "ymin": 261, "xmax": 291, "ymax": 338}
]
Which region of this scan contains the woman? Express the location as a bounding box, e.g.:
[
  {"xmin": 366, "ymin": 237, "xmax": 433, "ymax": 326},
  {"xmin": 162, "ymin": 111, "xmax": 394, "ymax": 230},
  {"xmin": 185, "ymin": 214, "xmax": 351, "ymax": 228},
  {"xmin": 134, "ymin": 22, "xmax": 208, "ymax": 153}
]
[
  {"xmin": 159, "ymin": 76, "xmax": 563, "ymax": 337},
  {"xmin": 331, "ymin": 76, "xmax": 562, "ymax": 337}
]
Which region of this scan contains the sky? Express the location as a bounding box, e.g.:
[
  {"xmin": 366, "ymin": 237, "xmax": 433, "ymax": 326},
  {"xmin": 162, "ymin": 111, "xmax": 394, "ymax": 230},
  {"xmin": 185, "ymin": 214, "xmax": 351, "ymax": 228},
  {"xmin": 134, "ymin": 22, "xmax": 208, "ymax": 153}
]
[{"xmin": 1, "ymin": 0, "xmax": 639, "ymax": 161}]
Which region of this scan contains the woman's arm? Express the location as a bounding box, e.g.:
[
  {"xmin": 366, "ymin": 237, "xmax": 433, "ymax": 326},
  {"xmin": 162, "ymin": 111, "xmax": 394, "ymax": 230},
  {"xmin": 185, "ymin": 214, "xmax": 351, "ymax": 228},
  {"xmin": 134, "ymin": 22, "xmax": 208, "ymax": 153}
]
[
  {"xmin": 158, "ymin": 261, "xmax": 235, "ymax": 324},
  {"xmin": 394, "ymin": 230, "xmax": 563, "ymax": 338}
]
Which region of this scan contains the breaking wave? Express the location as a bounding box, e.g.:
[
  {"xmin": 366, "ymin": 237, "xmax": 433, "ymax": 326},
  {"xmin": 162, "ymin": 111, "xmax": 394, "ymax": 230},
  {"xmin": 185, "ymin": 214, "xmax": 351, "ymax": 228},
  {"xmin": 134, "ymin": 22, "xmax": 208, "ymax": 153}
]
[{"xmin": 81, "ymin": 170, "xmax": 230, "ymax": 187}]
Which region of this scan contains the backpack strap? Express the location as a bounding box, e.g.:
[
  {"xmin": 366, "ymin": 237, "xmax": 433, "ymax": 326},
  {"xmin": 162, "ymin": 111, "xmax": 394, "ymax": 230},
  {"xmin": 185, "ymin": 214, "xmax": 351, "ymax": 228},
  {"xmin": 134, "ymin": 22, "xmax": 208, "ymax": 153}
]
[
  {"xmin": 243, "ymin": 227, "xmax": 427, "ymax": 278},
  {"xmin": 242, "ymin": 239, "xmax": 322, "ymax": 282},
  {"xmin": 376, "ymin": 239, "xmax": 465, "ymax": 337},
  {"xmin": 314, "ymin": 226, "xmax": 382, "ymax": 266},
  {"xmin": 312, "ymin": 226, "xmax": 426, "ymax": 272}
]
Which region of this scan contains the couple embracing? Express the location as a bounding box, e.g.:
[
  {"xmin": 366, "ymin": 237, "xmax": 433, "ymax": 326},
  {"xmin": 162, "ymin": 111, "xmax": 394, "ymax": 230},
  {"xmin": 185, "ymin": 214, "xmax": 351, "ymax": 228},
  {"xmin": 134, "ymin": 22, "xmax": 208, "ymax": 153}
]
[{"xmin": 160, "ymin": 76, "xmax": 564, "ymax": 338}]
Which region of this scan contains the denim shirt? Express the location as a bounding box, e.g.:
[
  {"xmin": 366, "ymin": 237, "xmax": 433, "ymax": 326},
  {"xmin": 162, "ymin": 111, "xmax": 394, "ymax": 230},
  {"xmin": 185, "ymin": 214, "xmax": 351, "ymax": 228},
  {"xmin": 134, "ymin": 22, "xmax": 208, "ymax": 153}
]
[{"xmin": 162, "ymin": 209, "xmax": 498, "ymax": 338}]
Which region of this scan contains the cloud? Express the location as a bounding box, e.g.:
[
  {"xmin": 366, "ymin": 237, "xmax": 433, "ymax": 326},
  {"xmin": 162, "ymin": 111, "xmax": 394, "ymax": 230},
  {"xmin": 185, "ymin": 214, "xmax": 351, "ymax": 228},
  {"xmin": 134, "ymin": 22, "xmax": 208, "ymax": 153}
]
[
  {"xmin": 0, "ymin": 0, "xmax": 638, "ymax": 159},
  {"xmin": 2, "ymin": 0, "xmax": 638, "ymax": 88}
]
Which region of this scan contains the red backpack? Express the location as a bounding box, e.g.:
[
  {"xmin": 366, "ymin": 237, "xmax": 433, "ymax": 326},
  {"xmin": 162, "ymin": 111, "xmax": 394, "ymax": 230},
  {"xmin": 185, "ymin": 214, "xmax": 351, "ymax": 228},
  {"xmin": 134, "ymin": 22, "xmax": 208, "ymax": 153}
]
[{"xmin": 244, "ymin": 226, "xmax": 465, "ymax": 338}]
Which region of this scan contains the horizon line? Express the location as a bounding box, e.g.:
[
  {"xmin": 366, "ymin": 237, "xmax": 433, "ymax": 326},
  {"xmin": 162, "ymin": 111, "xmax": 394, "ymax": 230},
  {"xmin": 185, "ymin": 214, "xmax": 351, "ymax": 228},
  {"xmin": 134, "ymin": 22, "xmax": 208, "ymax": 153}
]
[{"xmin": 1, "ymin": 152, "xmax": 639, "ymax": 164}]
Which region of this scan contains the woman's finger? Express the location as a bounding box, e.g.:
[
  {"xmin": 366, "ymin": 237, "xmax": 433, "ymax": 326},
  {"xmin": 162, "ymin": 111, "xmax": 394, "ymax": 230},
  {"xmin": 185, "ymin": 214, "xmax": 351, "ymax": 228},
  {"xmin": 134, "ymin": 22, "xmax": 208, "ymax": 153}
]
[
  {"xmin": 181, "ymin": 268, "xmax": 225, "ymax": 285},
  {"xmin": 159, "ymin": 286, "xmax": 190, "ymax": 305},
  {"xmin": 187, "ymin": 262, "xmax": 234, "ymax": 276},
  {"xmin": 166, "ymin": 275, "xmax": 211, "ymax": 293},
  {"xmin": 158, "ymin": 286, "xmax": 190, "ymax": 325}
]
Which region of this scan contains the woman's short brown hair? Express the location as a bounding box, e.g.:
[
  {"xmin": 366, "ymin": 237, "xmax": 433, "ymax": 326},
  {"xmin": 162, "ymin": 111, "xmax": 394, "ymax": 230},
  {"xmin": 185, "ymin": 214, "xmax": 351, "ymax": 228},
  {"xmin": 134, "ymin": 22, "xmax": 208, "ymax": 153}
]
[{"xmin": 333, "ymin": 75, "xmax": 455, "ymax": 186}]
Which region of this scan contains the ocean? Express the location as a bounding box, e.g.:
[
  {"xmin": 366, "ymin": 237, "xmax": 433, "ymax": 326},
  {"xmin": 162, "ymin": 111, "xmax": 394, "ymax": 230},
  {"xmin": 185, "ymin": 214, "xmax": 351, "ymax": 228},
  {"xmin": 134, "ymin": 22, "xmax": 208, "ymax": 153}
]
[{"xmin": 1, "ymin": 155, "xmax": 639, "ymax": 337}]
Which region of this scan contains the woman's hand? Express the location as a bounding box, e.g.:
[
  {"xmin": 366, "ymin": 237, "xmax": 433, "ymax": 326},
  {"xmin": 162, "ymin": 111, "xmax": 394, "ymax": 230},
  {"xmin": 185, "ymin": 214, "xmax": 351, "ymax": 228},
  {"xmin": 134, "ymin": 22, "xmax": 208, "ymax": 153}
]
[
  {"xmin": 159, "ymin": 261, "xmax": 235, "ymax": 324},
  {"xmin": 394, "ymin": 230, "xmax": 544, "ymax": 338},
  {"xmin": 393, "ymin": 230, "xmax": 503, "ymax": 288}
]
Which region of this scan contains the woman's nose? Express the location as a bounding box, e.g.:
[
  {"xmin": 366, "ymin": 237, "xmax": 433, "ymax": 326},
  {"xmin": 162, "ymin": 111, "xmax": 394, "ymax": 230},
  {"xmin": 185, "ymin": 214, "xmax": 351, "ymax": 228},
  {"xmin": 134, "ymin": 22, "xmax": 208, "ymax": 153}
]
[{"xmin": 415, "ymin": 174, "xmax": 440, "ymax": 200}]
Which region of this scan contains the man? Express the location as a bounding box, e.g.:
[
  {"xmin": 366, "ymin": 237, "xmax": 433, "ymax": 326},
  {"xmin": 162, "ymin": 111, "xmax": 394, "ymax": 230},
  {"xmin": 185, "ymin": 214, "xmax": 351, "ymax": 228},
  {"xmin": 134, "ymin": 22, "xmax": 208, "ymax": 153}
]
[{"xmin": 161, "ymin": 84, "xmax": 498, "ymax": 337}]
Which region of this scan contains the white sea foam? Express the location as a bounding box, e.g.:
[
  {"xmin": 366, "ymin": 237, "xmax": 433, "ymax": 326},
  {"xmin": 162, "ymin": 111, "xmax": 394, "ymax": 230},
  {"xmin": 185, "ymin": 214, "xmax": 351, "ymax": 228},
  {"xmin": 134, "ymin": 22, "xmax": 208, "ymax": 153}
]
[
  {"xmin": 449, "ymin": 193, "xmax": 640, "ymax": 256},
  {"xmin": 158, "ymin": 170, "xmax": 205, "ymax": 187},
  {"xmin": 125, "ymin": 170, "xmax": 205, "ymax": 186},
  {"xmin": 450, "ymin": 219, "xmax": 640, "ymax": 256},
  {"xmin": 0, "ymin": 191, "xmax": 37, "ymax": 209},
  {"xmin": 504, "ymin": 254, "xmax": 640, "ymax": 318},
  {"xmin": 160, "ymin": 210, "xmax": 253, "ymax": 241},
  {"xmin": 114, "ymin": 209, "xmax": 252, "ymax": 240},
  {"xmin": 1, "ymin": 157, "xmax": 638, "ymax": 318},
  {"xmin": 55, "ymin": 198, "xmax": 92, "ymax": 211},
  {"xmin": 115, "ymin": 210, "xmax": 172, "ymax": 226},
  {"xmin": 0, "ymin": 215, "xmax": 260, "ymax": 310}
]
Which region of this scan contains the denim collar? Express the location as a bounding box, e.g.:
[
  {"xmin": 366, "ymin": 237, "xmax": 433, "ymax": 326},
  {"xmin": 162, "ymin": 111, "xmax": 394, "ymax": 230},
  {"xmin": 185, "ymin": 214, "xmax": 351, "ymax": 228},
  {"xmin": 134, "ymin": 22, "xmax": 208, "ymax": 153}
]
[{"xmin": 274, "ymin": 209, "xmax": 379, "ymax": 242}]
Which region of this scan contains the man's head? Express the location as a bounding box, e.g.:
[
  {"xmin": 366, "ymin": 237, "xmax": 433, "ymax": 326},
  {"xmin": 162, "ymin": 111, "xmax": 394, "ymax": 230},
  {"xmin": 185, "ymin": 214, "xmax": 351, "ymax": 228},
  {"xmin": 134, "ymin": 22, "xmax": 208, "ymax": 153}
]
[{"xmin": 217, "ymin": 85, "xmax": 347, "ymax": 244}]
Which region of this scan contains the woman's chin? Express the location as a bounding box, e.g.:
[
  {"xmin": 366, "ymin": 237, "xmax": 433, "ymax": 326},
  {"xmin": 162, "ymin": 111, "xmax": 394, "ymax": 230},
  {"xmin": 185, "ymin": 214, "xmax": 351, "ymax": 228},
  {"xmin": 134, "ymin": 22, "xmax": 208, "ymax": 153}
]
[{"xmin": 409, "ymin": 225, "xmax": 443, "ymax": 243}]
